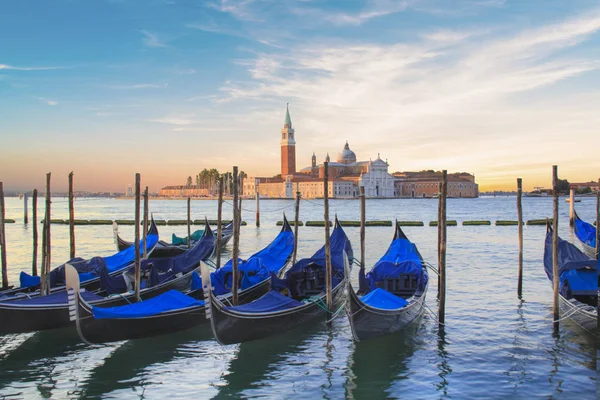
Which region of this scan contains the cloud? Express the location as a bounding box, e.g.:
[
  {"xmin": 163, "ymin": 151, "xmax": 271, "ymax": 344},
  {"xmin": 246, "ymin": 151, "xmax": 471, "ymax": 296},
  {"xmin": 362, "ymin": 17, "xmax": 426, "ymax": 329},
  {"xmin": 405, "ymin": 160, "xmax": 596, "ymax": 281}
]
[
  {"xmin": 291, "ymin": 0, "xmax": 411, "ymax": 26},
  {"xmin": 207, "ymin": 0, "xmax": 262, "ymax": 22},
  {"xmin": 0, "ymin": 63, "xmax": 63, "ymax": 71},
  {"xmin": 422, "ymin": 29, "xmax": 479, "ymax": 43},
  {"xmin": 35, "ymin": 96, "xmax": 58, "ymax": 106},
  {"xmin": 140, "ymin": 30, "xmax": 167, "ymax": 48},
  {"xmin": 148, "ymin": 117, "xmax": 198, "ymax": 125},
  {"xmin": 109, "ymin": 83, "xmax": 165, "ymax": 89}
]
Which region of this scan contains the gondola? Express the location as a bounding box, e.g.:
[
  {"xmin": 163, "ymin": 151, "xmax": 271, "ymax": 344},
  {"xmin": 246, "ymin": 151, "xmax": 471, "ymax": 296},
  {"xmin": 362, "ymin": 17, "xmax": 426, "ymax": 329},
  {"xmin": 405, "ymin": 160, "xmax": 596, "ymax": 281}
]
[
  {"xmin": 544, "ymin": 223, "xmax": 597, "ymax": 336},
  {"xmin": 346, "ymin": 222, "xmax": 428, "ymax": 341},
  {"xmin": 206, "ymin": 217, "xmax": 353, "ymax": 345},
  {"xmin": 0, "ymin": 219, "xmax": 160, "ymax": 299},
  {"xmin": 115, "ymin": 220, "xmax": 234, "ymax": 257},
  {"xmin": 572, "ymin": 209, "xmax": 598, "ymax": 259},
  {"xmin": 63, "ymin": 217, "xmax": 295, "ymax": 343},
  {"xmin": 0, "ymin": 220, "xmax": 215, "ymax": 335}
]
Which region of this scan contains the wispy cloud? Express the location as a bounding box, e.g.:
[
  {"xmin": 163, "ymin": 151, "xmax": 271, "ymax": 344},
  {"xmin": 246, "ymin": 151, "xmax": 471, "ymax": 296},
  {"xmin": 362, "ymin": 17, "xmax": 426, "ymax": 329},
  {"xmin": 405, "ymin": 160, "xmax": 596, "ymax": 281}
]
[
  {"xmin": 207, "ymin": 0, "xmax": 262, "ymax": 22},
  {"xmin": 292, "ymin": 0, "xmax": 411, "ymax": 26},
  {"xmin": 140, "ymin": 30, "xmax": 167, "ymax": 48},
  {"xmin": 422, "ymin": 28, "xmax": 480, "ymax": 43},
  {"xmin": 109, "ymin": 83, "xmax": 166, "ymax": 89},
  {"xmin": 35, "ymin": 96, "xmax": 58, "ymax": 106},
  {"xmin": 0, "ymin": 63, "xmax": 63, "ymax": 71},
  {"xmin": 148, "ymin": 117, "xmax": 198, "ymax": 125}
]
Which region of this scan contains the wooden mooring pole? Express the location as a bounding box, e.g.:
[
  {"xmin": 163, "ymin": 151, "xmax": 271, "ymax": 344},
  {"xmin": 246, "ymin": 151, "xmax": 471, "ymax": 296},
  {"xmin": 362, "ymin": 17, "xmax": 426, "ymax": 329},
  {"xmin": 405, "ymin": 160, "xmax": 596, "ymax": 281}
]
[
  {"xmin": 216, "ymin": 178, "xmax": 223, "ymax": 269},
  {"xmin": 232, "ymin": 167, "xmax": 240, "ymax": 305},
  {"xmin": 292, "ymin": 191, "xmax": 301, "ymax": 266},
  {"xmin": 23, "ymin": 192, "xmax": 28, "ymax": 224},
  {"xmin": 0, "ymin": 182, "xmax": 7, "ymax": 289},
  {"xmin": 187, "ymin": 197, "xmax": 192, "ymax": 249},
  {"xmin": 255, "ymin": 182, "xmax": 260, "ymax": 228},
  {"xmin": 437, "ymin": 182, "xmax": 442, "ymax": 299},
  {"xmin": 569, "ymin": 189, "xmax": 575, "ymax": 226},
  {"xmin": 134, "ymin": 173, "xmax": 141, "ymax": 302},
  {"xmin": 517, "ymin": 178, "xmax": 523, "ymax": 298},
  {"xmin": 143, "ymin": 186, "xmax": 148, "ymax": 258},
  {"xmin": 68, "ymin": 172, "xmax": 75, "ymax": 259},
  {"xmin": 438, "ymin": 170, "xmax": 448, "ymax": 327},
  {"xmin": 551, "ymin": 166, "xmax": 559, "ymax": 335},
  {"xmin": 359, "ymin": 185, "xmax": 366, "ymax": 269},
  {"xmin": 41, "ymin": 173, "xmax": 51, "ymax": 296},
  {"xmin": 595, "ymin": 190, "xmax": 599, "ymax": 260},
  {"xmin": 32, "ymin": 189, "xmax": 38, "ymax": 276},
  {"xmin": 324, "ymin": 161, "xmax": 332, "ymax": 321}
]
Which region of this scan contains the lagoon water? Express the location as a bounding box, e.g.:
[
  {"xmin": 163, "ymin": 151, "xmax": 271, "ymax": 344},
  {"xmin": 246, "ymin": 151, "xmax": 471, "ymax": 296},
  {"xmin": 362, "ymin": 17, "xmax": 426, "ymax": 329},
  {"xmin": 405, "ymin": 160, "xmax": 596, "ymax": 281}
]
[{"xmin": 0, "ymin": 196, "xmax": 596, "ymax": 399}]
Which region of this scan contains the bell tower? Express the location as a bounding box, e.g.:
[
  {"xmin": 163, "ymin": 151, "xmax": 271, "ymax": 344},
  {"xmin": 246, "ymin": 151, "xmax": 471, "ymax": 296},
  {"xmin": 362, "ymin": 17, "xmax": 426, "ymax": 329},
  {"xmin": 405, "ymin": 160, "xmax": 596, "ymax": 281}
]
[{"xmin": 281, "ymin": 103, "xmax": 296, "ymax": 177}]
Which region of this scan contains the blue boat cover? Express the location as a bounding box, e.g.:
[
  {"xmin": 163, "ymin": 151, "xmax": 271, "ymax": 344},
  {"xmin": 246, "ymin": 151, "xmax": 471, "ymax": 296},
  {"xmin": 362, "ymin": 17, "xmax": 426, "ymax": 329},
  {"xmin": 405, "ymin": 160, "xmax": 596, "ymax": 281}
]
[
  {"xmin": 361, "ymin": 288, "xmax": 408, "ymax": 309},
  {"xmin": 18, "ymin": 232, "xmax": 159, "ymax": 289},
  {"xmin": 92, "ymin": 290, "xmax": 203, "ymax": 319},
  {"xmin": 543, "ymin": 229, "xmax": 597, "ymax": 295},
  {"xmin": 225, "ymin": 290, "xmax": 303, "ymax": 313},
  {"xmin": 285, "ymin": 223, "xmax": 353, "ymax": 276},
  {"xmin": 574, "ymin": 213, "xmax": 597, "ymax": 249},
  {"xmin": 0, "ymin": 289, "xmax": 103, "ymax": 306},
  {"xmin": 364, "ymin": 238, "xmax": 427, "ymax": 293},
  {"xmin": 203, "ymin": 227, "xmax": 294, "ymax": 296},
  {"xmin": 560, "ymin": 269, "xmax": 597, "ymax": 296}
]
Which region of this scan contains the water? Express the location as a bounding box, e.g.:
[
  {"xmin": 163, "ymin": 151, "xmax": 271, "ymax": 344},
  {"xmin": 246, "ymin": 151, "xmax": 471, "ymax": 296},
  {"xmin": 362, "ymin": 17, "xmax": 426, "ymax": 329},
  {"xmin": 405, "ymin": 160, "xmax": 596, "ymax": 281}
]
[{"xmin": 0, "ymin": 196, "xmax": 596, "ymax": 399}]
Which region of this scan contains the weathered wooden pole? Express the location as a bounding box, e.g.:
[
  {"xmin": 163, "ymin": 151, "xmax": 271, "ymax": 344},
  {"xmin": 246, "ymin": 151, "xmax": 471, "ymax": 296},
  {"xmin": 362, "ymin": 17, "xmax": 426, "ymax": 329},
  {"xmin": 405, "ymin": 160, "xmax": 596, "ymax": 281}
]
[
  {"xmin": 517, "ymin": 178, "xmax": 524, "ymax": 298},
  {"xmin": 596, "ymin": 187, "xmax": 600, "ymax": 260},
  {"xmin": 41, "ymin": 173, "xmax": 52, "ymax": 296},
  {"xmin": 216, "ymin": 177, "xmax": 223, "ymax": 269},
  {"xmin": 187, "ymin": 197, "xmax": 192, "ymax": 249},
  {"xmin": 437, "ymin": 181, "xmax": 442, "ymax": 299},
  {"xmin": 0, "ymin": 183, "xmax": 7, "ymax": 289},
  {"xmin": 32, "ymin": 189, "xmax": 38, "ymax": 276},
  {"xmin": 232, "ymin": 166, "xmax": 240, "ymax": 305},
  {"xmin": 292, "ymin": 191, "xmax": 301, "ymax": 266},
  {"xmin": 23, "ymin": 192, "xmax": 28, "ymax": 224},
  {"xmin": 551, "ymin": 165, "xmax": 559, "ymax": 335},
  {"xmin": 255, "ymin": 181, "xmax": 260, "ymax": 228},
  {"xmin": 142, "ymin": 186, "xmax": 148, "ymax": 258},
  {"xmin": 359, "ymin": 185, "xmax": 366, "ymax": 269},
  {"xmin": 68, "ymin": 172, "xmax": 75, "ymax": 259},
  {"xmin": 324, "ymin": 161, "xmax": 332, "ymax": 318},
  {"xmin": 438, "ymin": 170, "xmax": 448, "ymax": 326},
  {"xmin": 134, "ymin": 173, "xmax": 141, "ymax": 302},
  {"xmin": 569, "ymin": 188, "xmax": 575, "ymax": 226}
]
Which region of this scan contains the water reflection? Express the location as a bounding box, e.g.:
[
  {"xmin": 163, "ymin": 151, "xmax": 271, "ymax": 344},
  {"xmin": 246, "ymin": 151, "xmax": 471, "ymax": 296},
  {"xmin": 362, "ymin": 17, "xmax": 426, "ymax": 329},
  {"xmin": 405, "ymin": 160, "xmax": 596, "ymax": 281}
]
[{"xmin": 435, "ymin": 326, "xmax": 452, "ymax": 397}]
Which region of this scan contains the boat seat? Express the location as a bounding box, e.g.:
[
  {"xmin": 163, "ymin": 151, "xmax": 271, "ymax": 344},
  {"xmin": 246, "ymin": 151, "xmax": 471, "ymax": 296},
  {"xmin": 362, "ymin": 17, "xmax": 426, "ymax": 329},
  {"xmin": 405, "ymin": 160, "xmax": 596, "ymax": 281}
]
[
  {"xmin": 375, "ymin": 274, "xmax": 418, "ymax": 298},
  {"xmin": 289, "ymin": 268, "xmax": 326, "ymax": 299}
]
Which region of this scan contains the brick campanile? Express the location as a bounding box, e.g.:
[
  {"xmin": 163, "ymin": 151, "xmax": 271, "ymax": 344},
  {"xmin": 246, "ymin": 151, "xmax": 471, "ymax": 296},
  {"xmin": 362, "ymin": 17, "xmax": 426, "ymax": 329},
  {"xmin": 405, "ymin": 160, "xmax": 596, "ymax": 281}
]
[{"xmin": 281, "ymin": 104, "xmax": 296, "ymax": 177}]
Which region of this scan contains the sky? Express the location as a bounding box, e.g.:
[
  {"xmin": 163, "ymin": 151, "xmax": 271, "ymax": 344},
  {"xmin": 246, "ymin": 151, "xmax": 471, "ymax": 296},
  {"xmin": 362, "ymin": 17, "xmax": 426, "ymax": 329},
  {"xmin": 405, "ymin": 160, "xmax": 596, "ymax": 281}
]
[{"xmin": 0, "ymin": 0, "xmax": 599, "ymax": 193}]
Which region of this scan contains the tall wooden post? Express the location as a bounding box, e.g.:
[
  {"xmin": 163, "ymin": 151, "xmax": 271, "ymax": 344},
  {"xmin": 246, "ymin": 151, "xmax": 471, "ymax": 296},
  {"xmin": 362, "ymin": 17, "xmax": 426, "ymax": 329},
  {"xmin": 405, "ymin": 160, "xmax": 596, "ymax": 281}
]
[
  {"xmin": 324, "ymin": 161, "xmax": 332, "ymax": 318},
  {"xmin": 569, "ymin": 189, "xmax": 575, "ymax": 226},
  {"xmin": 232, "ymin": 166, "xmax": 240, "ymax": 306},
  {"xmin": 0, "ymin": 183, "xmax": 7, "ymax": 289},
  {"xmin": 437, "ymin": 182, "xmax": 442, "ymax": 299},
  {"xmin": 438, "ymin": 170, "xmax": 447, "ymax": 326},
  {"xmin": 255, "ymin": 182, "xmax": 260, "ymax": 228},
  {"xmin": 216, "ymin": 178, "xmax": 223, "ymax": 269},
  {"xmin": 359, "ymin": 186, "xmax": 366, "ymax": 269},
  {"xmin": 134, "ymin": 173, "xmax": 141, "ymax": 302},
  {"xmin": 187, "ymin": 197, "xmax": 192, "ymax": 249},
  {"xmin": 595, "ymin": 190, "xmax": 599, "ymax": 260},
  {"xmin": 517, "ymin": 178, "xmax": 524, "ymax": 298},
  {"xmin": 23, "ymin": 193, "xmax": 28, "ymax": 224},
  {"xmin": 41, "ymin": 173, "xmax": 52, "ymax": 296},
  {"xmin": 32, "ymin": 189, "xmax": 38, "ymax": 276},
  {"xmin": 292, "ymin": 191, "xmax": 301, "ymax": 266},
  {"xmin": 68, "ymin": 172, "xmax": 75, "ymax": 259},
  {"xmin": 143, "ymin": 186, "xmax": 148, "ymax": 258},
  {"xmin": 551, "ymin": 165, "xmax": 559, "ymax": 335}
]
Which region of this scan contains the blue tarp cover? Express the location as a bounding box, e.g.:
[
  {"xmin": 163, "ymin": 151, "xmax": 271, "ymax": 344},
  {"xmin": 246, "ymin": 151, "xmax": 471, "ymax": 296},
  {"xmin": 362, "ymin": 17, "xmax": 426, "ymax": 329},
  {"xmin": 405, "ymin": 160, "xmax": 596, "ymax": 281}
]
[
  {"xmin": 364, "ymin": 238, "xmax": 427, "ymax": 293},
  {"xmin": 361, "ymin": 288, "xmax": 408, "ymax": 309},
  {"xmin": 574, "ymin": 213, "xmax": 597, "ymax": 249},
  {"xmin": 543, "ymin": 230, "xmax": 597, "ymax": 295},
  {"xmin": 0, "ymin": 289, "xmax": 103, "ymax": 306},
  {"xmin": 172, "ymin": 230, "xmax": 204, "ymax": 246},
  {"xmin": 225, "ymin": 290, "xmax": 302, "ymax": 313},
  {"xmin": 560, "ymin": 269, "xmax": 597, "ymax": 295},
  {"xmin": 204, "ymin": 228, "xmax": 294, "ymax": 296},
  {"xmin": 92, "ymin": 290, "xmax": 203, "ymax": 319}
]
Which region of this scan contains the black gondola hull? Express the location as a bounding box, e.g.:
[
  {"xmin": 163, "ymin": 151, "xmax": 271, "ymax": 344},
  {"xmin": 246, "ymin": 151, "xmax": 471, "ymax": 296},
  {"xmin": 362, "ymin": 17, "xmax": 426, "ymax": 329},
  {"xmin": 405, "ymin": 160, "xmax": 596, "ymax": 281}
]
[
  {"xmin": 559, "ymin": 295, "xmax": 597, "ymax": 337},
  {"xmin": 209, "ymin": 282, "xmax": 346, "ymax": 345},
  {"xmin": 347, "ymin": 284, "xmax": 426, "ymax": 342}
]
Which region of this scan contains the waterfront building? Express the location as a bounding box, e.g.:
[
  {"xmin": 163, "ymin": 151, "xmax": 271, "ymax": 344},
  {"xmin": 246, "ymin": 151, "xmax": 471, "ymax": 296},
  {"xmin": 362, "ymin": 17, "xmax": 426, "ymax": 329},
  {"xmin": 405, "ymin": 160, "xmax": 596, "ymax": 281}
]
[{"xmin": 394, "ymin": 171, "xmax": 478, "ymax": 198}]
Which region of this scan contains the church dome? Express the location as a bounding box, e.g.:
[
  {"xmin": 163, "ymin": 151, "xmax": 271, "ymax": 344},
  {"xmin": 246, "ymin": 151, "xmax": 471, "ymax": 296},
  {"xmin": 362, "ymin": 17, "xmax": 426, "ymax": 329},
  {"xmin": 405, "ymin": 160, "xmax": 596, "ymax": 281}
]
[{"xmin": 337, "ymin": 141, "xmax": 357, "ymax": 164}]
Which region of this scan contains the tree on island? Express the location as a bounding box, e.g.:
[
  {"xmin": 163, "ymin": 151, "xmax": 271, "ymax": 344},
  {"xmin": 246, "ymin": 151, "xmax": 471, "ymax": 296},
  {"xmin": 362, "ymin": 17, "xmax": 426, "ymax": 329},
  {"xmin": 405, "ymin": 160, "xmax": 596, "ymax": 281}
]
[
  {"xmin": 556, "ymin": 179, "xmax": 570, "ymax": 194},
  {"xmin": 186, "ymin": 176, "xmax": 192, "ymax": 188}
]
